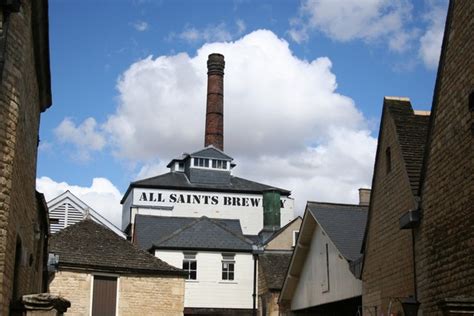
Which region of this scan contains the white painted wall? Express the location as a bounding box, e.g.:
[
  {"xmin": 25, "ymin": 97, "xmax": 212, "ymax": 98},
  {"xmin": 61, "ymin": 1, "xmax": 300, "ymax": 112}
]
[
  {"xmin": 291, "ymin": 224, "xmax": 362, "ymax": 310},
  {"xmin": 124, "ymin": 188, "xmax": 294, "ymax": 235},
  {"xmin": 121, "ymin": 193, "xmax": 132, "ymax": 230},
  {"xmin": 155, "ymin": 250, "xmax": 255, "ymax": 309}
]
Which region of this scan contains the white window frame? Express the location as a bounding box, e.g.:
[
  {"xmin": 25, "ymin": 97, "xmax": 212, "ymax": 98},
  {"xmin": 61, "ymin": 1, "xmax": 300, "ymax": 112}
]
[
  {"xmin": 212, "ymin": 159, "xmax": 228, "ymax": 170},
  {"xmin": 89, "ymin": 273, "xmax": 120, "ymax": 316},
  {"xmin": 221, "ymin": 253, "xmax": 235, "ymax": 281},
  {"xmin": 183, "ymin": 253, "xmax": 197, "ymax": 281},
  {"xmin": 193, "ymin": 157, "xmax": 210, "ymax": 169},
  {"xmin": 292, "ymin": 230, "xmax": 300, "ymax": 247},
  {"xmin": 192, "ymin": 157, "xmax": 230, "ymax": 171}
]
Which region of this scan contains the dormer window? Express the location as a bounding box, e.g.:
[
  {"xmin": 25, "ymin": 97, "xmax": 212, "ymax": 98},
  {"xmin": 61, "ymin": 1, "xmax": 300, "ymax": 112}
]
[
  {"xmin": 178, "ymin": 162, "xmax": 184, "ymax": 171},
  {"xmin": 212, "ymin": 160, "xmax": 227, "ymax": 170},
  {"xmin": 194, "ymin": 158, "xmax": 209, "ymax": 168}
]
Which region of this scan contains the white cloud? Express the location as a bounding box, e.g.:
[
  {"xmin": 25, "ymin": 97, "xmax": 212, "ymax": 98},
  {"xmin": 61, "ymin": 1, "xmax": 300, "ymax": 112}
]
[
  {"xmin": 289, "ymin": 0, "xmax": 413, "ymax": 47},
  {"xmin": 101, "ymin": 29, "xmax": 376, "ymax": 213},
  {"xmin": 54, "ymin": 117, "xmax": 106, "ymax": 161},
  {"xmin": 419, "ymin": 0, "xmax": 448, "ymax": 69},
  {"xmin": 236, "ymin": 19, "xmax": 246, "ymax": 35},
  {"xmin": 132, "ymin": 20, "xmax": 149, "ymax": 32},
  {"xmin": 36, "ymin": 176, "xmax": 123, "ymax": 227},
  {"xmin": 289, "ymin": 0, "xmax": 449, "ymax": 70},
  {"xmin": 178, "ymin": 23, "xmax": 233, "ymax": 43}
]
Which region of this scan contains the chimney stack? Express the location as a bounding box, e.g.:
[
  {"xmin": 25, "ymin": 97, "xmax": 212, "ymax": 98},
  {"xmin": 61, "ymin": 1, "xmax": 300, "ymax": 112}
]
[
  {"xmin": 205, "ymin": 53, "xmax": 225, "ymax": 151},
  {"xmin": 359, "ymin": 188, "xmax": 371, "ymax": 206}
]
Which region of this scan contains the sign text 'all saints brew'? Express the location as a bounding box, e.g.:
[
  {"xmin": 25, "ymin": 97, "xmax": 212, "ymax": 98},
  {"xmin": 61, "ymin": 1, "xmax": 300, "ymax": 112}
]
[{"xmin": 136, "ymin": 190, "xmax": 287, "ymax": 208}]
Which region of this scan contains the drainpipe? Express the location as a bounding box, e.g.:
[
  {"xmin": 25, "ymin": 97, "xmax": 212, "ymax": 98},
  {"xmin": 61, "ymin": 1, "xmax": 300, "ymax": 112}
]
[{"xmin": 252, "ymin": 245, "xmax": 264, "ymax": 316}]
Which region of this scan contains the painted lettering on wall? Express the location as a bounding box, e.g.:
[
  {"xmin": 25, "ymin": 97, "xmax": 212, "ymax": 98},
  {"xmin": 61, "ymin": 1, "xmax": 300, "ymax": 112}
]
[{"xmin": 136, "ymin": 190, "xmax": 286, "ymax": 208}]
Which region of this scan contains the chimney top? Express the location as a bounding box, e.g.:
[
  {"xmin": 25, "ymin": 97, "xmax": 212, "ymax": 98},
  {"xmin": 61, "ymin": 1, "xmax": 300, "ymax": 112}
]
[
  {"xmin": 358, "ymin": 188, "xmax": 371, "ymax": 206},
  {"xmin": 207, "ymin": 53, "xmax": 225, "ymax": 76}
]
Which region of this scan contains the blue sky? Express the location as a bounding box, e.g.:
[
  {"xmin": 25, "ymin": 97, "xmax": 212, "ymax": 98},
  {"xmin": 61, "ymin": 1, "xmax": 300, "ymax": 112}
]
[{"xmin": 37, "ymin": 0, "xmax": 448, "ymax": 225}]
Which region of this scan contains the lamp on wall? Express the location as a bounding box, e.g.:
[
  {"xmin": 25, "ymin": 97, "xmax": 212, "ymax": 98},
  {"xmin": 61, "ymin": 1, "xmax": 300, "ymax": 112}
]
[{"xmin": 401, "ymin": 296, "xmax": 420, "ymax": 316}]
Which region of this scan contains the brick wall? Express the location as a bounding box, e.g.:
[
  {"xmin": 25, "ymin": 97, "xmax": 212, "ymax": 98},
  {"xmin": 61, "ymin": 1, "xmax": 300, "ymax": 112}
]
[
  {"xmin": 49, "ymin": 271, "xmax": 185, "ymax": 316},
  {"xmin": 362, "ymin": 106, "xmax": 417, "ymax": 314},
  {"xmin": 0, "ymin": 0, "xmax": 50, "ymax": 313},
  {"xmin": 416, "ymin": 0, "xmax": 474, "ymax": 314}
]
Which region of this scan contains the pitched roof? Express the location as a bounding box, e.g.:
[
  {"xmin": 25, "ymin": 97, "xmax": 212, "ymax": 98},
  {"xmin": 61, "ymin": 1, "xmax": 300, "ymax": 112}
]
[
  {"xmin": 385, "ymin": 98, "xmax": 431, "ymax": 195},
  {"xmin": 307, "ymin": 202, "xmax": 368, "ymax": 261},
  {"xmin": 259, "ymin": 252, "xmax": 292, "ymax": 290},
  {"xmin": 134, "ymin": 214, "xmax": 243, "ymax": 250},
  {"xmin": 47, "ymin": 190, "xmax": 125, "ymax": 237},
  {"xmin": 49, "ymin": 219, "xmax": 184, "ymax": 276},
  {"xmin": 190, "ymin": 146, "xmax": 233, "ymax": 160},
  {"xmin": 151, "ymin": 216, "xmax": 253, "ymax": 252},
  {"xmin": 125, "ymin": 172, "xmax": 290, "ymax": 201}
]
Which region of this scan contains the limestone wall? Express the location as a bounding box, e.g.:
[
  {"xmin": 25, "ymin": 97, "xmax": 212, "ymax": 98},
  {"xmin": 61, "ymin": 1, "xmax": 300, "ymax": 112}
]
[{"xmin": 49, "ymin": 270, "xmax": 185, "ymax": 316}]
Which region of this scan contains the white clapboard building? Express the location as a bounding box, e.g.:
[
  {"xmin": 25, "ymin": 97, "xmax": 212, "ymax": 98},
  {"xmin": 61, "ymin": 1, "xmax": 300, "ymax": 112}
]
[
  {"xmin": 122, "ymin": 53, "xmax": 295, "ymax": 315},
  {"xmin": 121, "ymin": 146, "xmax": 294, "ymax": 236},
  {"xmin": 48, "ymin": 190, "xmax": 125, "ymax": 237}
]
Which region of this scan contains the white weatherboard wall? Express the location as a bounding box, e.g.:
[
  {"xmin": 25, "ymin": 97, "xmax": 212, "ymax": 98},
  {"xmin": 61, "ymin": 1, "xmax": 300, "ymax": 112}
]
[
  {"xmin": 125, "ymin": 188, "xmax": 294, "ymax": 235},
  {"xmin": 156, "ymin": 250, "xmax": 254, "ymax": 309},
  {"xmin": 291, "ymin": 224, "xmax": 362, "ymax": 310}
]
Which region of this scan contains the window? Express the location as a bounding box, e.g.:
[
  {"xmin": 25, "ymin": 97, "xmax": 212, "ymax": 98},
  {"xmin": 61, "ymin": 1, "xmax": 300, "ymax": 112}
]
[
  {"xmin": 222, "ymin": 254, "xmax": 235, "ymax": 281},
  {"xmin": 292, "ymin": 230, "xmax": 300, "ymax": 247},
  {"xmin": 212, "ymin": 159, "xmax": 227, "ymax": 169},
  {"xmin": 183, "ymin": 253, "xmax": 197, "ymax": 280},
  {"xmin": 194, "ymin": 158, "xmax": 209, "ymax": 168},
  {"xmin": 178, "ymin": 162, "xmax": 184, "ymax": 171}
]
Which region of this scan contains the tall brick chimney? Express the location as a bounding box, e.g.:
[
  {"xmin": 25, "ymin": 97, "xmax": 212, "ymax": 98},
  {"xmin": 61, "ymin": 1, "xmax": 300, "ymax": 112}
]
[{"xmin": 204, "ymin": 53, "xmax": 225, "ymax": 150}]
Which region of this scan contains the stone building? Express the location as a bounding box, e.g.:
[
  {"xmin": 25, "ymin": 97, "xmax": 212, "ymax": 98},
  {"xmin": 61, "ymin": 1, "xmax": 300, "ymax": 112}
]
[
  {"xmin": 0, "ymin": 0, "xmax": 52, "ymax": 313},
  {"xmin": 361, "ymin": 97, "xmax": 430, "ymax": 314},
  {"xmin": 416, "ymin": 0, "xmax": 474, "ymax": 313},
  {"xmin": 49, "ymin": 219, "xmax": 186, "ymax": 315},
  {"xmin": 362, "ymin": 1, "xmax": 473, "ymax": 314}
]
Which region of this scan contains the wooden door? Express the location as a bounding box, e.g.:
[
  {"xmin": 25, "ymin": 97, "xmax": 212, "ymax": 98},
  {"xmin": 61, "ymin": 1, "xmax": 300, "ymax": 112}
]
[{"xmin": 92, "ymin": 276, "xmax": 117, "ymax": 316}]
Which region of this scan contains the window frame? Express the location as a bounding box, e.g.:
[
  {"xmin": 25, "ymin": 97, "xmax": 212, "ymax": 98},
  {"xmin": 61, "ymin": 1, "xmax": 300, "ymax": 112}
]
[
  {"xmin": 183, "ymin": 253, "xmax": 197, "ymax": 281},
  {"xmin": 221, "ymin": 253, "xmax": 235, "ymax": 281},
  {"xmin": 292, "ymin": 230, "xmax": 300, "ymax": 247},
  {"xmin": 193, "ymin": 158, "xmax": 209, "ymax": 168}
]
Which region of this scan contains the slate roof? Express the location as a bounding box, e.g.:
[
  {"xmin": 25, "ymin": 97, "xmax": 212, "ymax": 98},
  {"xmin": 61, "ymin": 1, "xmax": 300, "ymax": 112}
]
[
  {"xmin": 190, "ymin": 146, "xmax": 233, "ymax": 160},
  {"xmin": 259, "ymin": 252, "xmax": 292, "ymax": 290},
  {"xmin": 386, "ymin": 98, "xmax": 430, "ymax": 195},
  {"xmin": 135, "ymin": 215, "xmax": 253, "ymax": 252},
  {"xmin": 49, "ymin": 219, "xmax": 184, "ymax": 276},
  {"xmin": 135, "ymin": 214, "xmax": 243, "ymax": 250},
  {"xmin": 124, "ymin": 172, "xmax": 290, "ymax": 202},
  {"xmin": 307, "ymin": 202, "xmax": 368, "ymax": 261}
]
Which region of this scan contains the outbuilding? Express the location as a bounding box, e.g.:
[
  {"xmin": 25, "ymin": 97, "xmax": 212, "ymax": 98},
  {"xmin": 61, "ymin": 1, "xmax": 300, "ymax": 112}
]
[{"xmin": 49, "ymin": 219, "xmax": 186, "ymax": 315}]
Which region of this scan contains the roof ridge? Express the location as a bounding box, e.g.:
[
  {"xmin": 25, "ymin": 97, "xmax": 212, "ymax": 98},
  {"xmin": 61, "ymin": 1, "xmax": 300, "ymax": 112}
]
[
  {"xmin": 207, "ymin": 217, "xmax": 252, "ymax": 245},
  {"xmin": 307, "ymin": 201, "xmax": 366, "ymax": 208}
]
